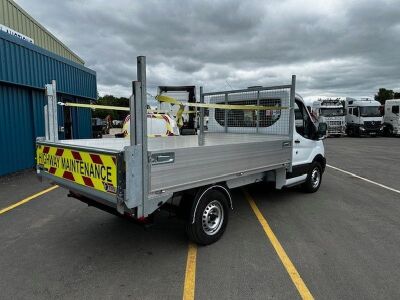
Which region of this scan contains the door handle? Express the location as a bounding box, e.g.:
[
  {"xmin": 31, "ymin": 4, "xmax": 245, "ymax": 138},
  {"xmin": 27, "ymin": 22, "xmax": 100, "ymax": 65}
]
[
  {"xmin": 294, "ymin": 140, "xmax": 300, "ymax": 144},
  {"xmin": 151, "ymin": 152, "xmax": 175, "ymax": 165}
]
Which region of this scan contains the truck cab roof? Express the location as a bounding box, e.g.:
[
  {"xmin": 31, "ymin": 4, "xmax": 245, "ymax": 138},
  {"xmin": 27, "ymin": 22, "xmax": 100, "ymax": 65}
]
[
  {"xmin": 347, "ymin": 99, "xmax": 381, "ymax": 107},
  {"xmin": 385, "ymin": 99, "xmax": 400, "ymax": 107}
]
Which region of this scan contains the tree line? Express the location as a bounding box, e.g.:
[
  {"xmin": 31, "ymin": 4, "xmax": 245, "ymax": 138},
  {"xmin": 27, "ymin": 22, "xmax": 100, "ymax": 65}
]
[
  {"xmin": 92, "ymin": 95, "xmax": 129, "ymax": 120},
  {"xmin": 374, "ymin": 88, "xmax": 400, "ymax": 105}
]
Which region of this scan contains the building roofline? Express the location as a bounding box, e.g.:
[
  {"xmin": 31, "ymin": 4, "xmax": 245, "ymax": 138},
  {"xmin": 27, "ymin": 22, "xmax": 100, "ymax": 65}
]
[
  {"xmin": 9, "ymin": 0, "xmax": 85, "ymax": 64},
  {"xmin": 0, "ymin": 30, "xmax": 95, "ymax": 75}
]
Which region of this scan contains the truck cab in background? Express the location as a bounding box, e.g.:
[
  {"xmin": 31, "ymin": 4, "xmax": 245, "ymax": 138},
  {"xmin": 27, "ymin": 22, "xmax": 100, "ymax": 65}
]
[
  {"xmin": 383, "ymin": 99, "xmax": 400, "ymax": 136},
  {"xmin": 345, "ymin": 99, "xmax": 383, "ymax": 136},
  {"xmin": 311, "ymin": 99, "xmax": 346, "ymax": 137}
]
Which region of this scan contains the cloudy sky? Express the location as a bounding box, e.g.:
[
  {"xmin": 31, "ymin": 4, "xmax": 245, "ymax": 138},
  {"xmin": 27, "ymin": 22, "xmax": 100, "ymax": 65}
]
[{"xmin": 17, "ymin": 0, "xmax": 400, "ymax": 100}]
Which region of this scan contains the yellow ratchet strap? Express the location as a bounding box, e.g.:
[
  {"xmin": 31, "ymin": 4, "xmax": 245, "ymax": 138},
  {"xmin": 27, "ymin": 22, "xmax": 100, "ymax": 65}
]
[{"xmin": 62, "ymin": 102, "xmax": 194, "ymax": 115}]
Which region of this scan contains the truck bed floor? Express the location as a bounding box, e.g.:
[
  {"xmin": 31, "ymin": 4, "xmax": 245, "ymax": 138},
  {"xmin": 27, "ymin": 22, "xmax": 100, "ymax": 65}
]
[{"xmin": 58, "ymin": 133, "xmax": 288, "ymax": 152}]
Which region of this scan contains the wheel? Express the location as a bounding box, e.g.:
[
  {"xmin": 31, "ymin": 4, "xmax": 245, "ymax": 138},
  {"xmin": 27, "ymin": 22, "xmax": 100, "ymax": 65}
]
[
  {"xmin": 346, "ymin": 127, "xmax": 354, "ymax": 137},
  {"xmin": 186, "ymin": 187, "xmax": 229, "ymax": 245},
  {"xmin": 355, "ymin": 127, "xmax": 361, "ymax": 137},
  {"xmin": 383, "ymin": 125, "xmax": 393, "ymax": 137},
  {"xmin": 302, "ymin": 162, "xmax": 322, "ymax": 193}
]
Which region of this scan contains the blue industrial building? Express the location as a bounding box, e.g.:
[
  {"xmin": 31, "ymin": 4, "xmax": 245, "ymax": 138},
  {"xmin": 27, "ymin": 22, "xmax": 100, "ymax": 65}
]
[{"xmin": 0, "ymin": 30, "xmax": 97, "ymax": 176}]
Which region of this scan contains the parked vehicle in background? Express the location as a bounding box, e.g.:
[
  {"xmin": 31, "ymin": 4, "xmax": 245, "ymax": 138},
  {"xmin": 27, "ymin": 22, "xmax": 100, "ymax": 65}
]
[
  {"xmin": 91, "ymin": 118, "xmax": 104, "ymax": 138},
  {"xmin": 112, "ymin": 120, "xmax": 124, "ymax": 128},
  {"xmin": 383, "ymin": 99, "xmax": 400, "ymax": 136},
  {"xmin": 311, "ymin": 99, "xmax": 346, "ymax": 136},
  {"xmin": 345, "ymin": 99, "xmax": 383, "ymax": 136}
]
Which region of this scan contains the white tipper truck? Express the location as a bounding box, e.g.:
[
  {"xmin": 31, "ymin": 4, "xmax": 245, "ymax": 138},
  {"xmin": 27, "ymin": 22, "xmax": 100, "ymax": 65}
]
[
  {"xmin": 311, "ymin": 99, "xmax": 346, "ymax": 136},
  {"xmin": 345, "ymin": 98, "xmax": 383, "ymax": 137},
  {"xmin": 36, "ymin": 56, "xmax": 327, "ymax": 245},
  {"xmin": 383, "ymin": 99, "xmax": 400, "ymax": 136}
]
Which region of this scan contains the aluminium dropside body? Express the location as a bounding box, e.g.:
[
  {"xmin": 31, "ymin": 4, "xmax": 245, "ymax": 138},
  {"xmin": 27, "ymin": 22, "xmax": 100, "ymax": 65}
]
[{"xmin": 36, "ymin": 56, "xmax": 295, "ymax": 220}]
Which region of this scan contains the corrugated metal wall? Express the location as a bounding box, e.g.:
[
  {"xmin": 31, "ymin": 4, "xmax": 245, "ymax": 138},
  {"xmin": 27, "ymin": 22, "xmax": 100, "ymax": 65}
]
[
  {"xmin": 0, "ymin": 84, "xmax": 34, "ymax": 175},
  {"xmin": 0, "ymin": 0, "xmax": 84, "ymax": 64},
  {"xmin": 0, "ymin": 31, "xmax": 96, "ymax": 99},
  {"xmin": 0, "ymin": 83, "xmax": 95, "ymax": 176},
  {"xmin": 0, "ymin": 31, "xmax": 97, "ymax": 176}
]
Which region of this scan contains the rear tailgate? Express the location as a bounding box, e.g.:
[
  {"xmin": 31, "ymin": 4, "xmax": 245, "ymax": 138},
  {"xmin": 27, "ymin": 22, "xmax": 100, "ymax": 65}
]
[{"xmin": 36, "ymin": 142, "xmax": 123, "ymax": 203}]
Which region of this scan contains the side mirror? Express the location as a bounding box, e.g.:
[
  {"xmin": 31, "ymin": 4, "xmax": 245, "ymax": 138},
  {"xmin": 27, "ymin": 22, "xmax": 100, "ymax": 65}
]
[{"xmin": 317, "ymin": 122, "xmax": 327, "ymax": 139}]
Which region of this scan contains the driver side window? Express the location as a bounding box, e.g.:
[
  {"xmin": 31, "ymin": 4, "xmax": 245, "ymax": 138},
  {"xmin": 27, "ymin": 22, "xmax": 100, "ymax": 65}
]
[{"xmin": 295, "ymin": 101, "xmax": 314, "ymax": 139}]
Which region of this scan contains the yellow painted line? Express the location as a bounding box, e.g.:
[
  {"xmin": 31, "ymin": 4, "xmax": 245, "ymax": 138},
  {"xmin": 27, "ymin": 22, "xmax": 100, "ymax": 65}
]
[
  {"xmin": 243, "ymin": 189, "xmax": 314, "ymax": 300},
  {"xmin": 183, "ymin": 242, "xmax": 198, "ymax": 300},
  {"xmin": 0, "ymin": 185, "xmax": 59, "ymax": 215}
]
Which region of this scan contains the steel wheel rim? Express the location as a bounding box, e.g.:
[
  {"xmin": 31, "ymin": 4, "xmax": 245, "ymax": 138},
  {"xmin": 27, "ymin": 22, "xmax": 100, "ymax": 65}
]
[
  {"xmin": 311, "ymin": 167, "xmax": 320, "ymax": 188},
  {"xmin": 202, "ymin": 200, "xmax": 224, "ymax": 236}
]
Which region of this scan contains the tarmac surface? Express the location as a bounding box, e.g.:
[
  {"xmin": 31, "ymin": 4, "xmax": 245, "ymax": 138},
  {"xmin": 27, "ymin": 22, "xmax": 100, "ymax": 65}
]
[{"xmin": 0, "ymin": 137, "xmax": 399, "ymax": 299}]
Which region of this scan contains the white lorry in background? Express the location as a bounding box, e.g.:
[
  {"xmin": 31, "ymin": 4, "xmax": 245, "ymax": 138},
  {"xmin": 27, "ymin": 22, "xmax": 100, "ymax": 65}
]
[
  {"xmin": 383, "ymin": 99, "xmax": 400, "ymax": 136},
  {"xmin": 345, "ymin": 98, "xmax": 383, "ymax": 136},
  {"xmin": 311, "ymin": 99, "xmax": 346, "ymax": 136}
]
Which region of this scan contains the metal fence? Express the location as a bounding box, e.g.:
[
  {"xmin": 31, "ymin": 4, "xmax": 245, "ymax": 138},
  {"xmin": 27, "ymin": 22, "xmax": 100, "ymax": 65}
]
[{"xmin": 197, "ymin": 78, "xmax": 295, "ymax": 145}]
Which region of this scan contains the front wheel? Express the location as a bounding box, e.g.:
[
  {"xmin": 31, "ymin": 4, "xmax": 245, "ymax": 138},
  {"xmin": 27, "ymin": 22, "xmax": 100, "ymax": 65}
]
[
  {"xmin": 302, "ymin": 162, "xmax": 322, "ymax": 193},
  {"xmin": 346, "ymin": 127, "xmax": 354, "ymax": 137},
  {"xmin": 383, "ymin": 125, "xmax": 393, "ymax": 137},
  {"xmin": 186, "ymin": 187, "xmax": 229, "ymax": 245}
]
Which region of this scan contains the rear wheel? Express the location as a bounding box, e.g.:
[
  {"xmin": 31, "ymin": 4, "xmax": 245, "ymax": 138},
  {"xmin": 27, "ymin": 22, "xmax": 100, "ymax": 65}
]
[
  {"xmin": 302, "ymin": 162, "xmax": 322, "ymax": 193},
  {"xmin": 186, "ymin": 187, "xmax": 229, "ymax": 245}
]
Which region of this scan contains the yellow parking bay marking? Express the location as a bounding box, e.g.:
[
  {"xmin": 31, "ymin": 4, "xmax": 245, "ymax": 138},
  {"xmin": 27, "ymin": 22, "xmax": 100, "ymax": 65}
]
[
  {"xmin": 183, "ymin": 242, "xmax": 198, "ymax": 300},
  {"xmin": 327, "ymin": 164, "xmax": 400, "ymax": 195},
  {"xmin": 243, "ymin": 189, "xmax": 314, "ymax": 300},
  {"xmin": 0, "ymin": 185, "xmax": 59, "ymax": 215}
]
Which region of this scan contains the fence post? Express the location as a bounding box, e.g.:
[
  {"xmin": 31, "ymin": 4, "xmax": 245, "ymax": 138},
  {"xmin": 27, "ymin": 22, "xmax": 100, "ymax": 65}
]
[
  {"xmin": 256, "ymin": 90, "xmax": 260, "ymax": 133},
  {"xmin": 288, "ymin": 75, "xmax": 296, "ymax": 172},
  {"xmin": 198, "ymin": 86, "xmax": 205, "ymax": 146},
  {"xmin": 224, "ymin": 93, "xmax": 228, "ymax": 133},
  {"xmin": 137, "ymin": 56, "xmax": 149, "ymax": 209},
  {"xmin": 45, "ymin": 80, "xmax": 58, "ymax": 142}
]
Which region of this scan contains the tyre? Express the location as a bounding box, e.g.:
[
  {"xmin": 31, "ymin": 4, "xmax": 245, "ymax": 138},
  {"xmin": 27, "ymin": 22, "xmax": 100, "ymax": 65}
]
[
  {"xmin": 346, "ymin": 127, "xmax": 354, "ymax": 137},
  {"xmin": 186, "ymin": 187, "xmax": 229, "ymax": 245},
  {"xmin": 302, "ymin": 162, "xmax": 322, "ymax": 193},
  {"xmin": 383, "ymin": 125, "xmax": 393, "ymax": 137}
]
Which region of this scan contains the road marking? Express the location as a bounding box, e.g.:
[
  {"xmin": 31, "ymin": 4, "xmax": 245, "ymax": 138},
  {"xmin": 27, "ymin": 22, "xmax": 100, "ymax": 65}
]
[
  {"xmin": 0, "ymin": 185, "xmax": 59, "ymax": 215},
  {"xmin": 183, "ymin": 242, "xmax": 197, "ymax": 300},
  {"xmin": 327, "ymin": 164, "xmax": 400, "ymax": 195},
  {"xmin": 243, "ymin": 189, "xmax": 314, "ymax": 300}
]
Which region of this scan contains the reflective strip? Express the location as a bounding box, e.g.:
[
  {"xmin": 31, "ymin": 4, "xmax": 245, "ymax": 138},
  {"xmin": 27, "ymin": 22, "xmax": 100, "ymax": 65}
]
[{"xmin": 36, "ymin": 145, "xmax": 117, "ymax": 194}]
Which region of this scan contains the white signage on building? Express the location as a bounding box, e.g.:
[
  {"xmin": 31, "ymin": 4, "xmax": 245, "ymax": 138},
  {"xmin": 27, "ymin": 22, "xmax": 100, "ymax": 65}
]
[{"xmin": 0, "ymin": 24, "xmax": 34, "ymax": 44}]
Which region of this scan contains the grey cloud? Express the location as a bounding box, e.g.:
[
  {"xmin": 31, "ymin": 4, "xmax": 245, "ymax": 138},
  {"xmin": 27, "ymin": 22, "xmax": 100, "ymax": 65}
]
[{"xmin": 16, "ymin": 0, "xmax": 400, "ymax": 98}]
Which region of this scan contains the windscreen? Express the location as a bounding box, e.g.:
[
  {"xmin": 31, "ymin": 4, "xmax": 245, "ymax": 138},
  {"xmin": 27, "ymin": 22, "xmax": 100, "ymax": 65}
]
[
  {"xmin": 320, "ymin": 108, "xmax": 344, "ymax": 117},
  {"xmin": 360, "ymin": 106, "xmax": 382, "ymax": 117}
]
